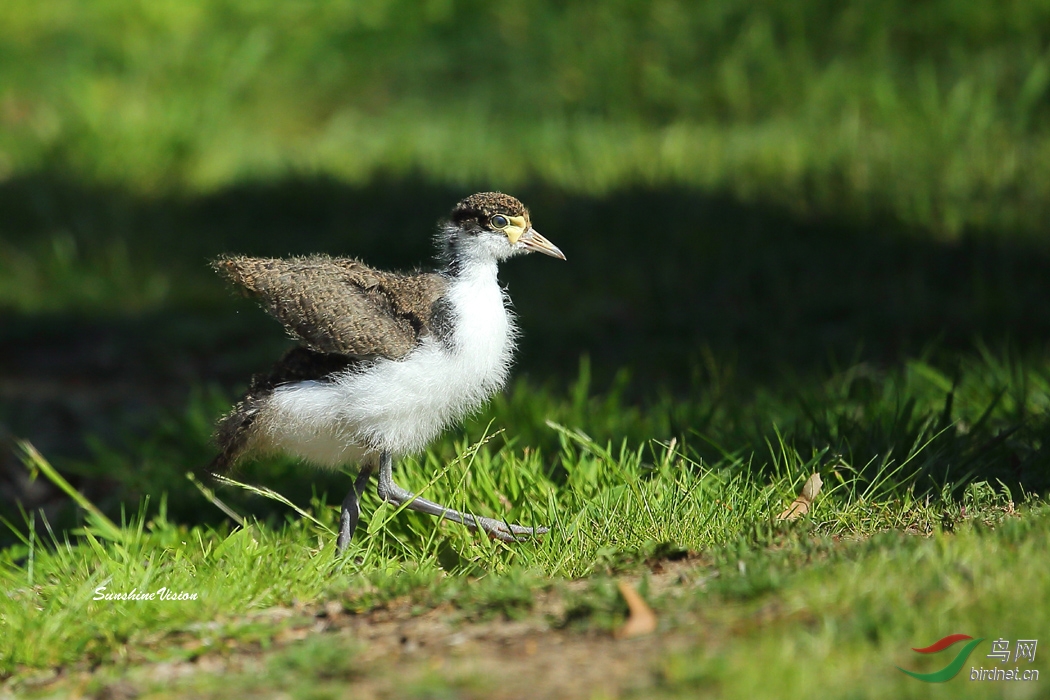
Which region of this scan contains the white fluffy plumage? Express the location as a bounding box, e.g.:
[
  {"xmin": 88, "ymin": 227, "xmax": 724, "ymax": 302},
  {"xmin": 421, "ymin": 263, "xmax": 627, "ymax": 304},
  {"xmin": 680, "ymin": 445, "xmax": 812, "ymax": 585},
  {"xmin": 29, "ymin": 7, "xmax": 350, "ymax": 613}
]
[{"xmin": 257, "ymin": 257, "xmax": 516, "ymax": 468}]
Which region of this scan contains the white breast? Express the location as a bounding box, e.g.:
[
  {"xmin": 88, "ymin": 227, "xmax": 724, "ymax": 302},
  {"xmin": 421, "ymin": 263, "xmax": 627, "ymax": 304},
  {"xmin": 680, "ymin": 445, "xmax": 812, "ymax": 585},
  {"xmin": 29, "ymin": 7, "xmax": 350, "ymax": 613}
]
[{"xmin": 261, "ymin": 262, "xmax": 516, "ymax": 468}]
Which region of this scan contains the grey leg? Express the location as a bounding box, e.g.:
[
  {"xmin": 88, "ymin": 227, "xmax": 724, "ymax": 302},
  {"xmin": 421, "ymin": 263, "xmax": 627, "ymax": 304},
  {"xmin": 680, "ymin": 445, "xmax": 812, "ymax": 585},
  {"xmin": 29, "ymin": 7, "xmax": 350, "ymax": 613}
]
[
  {"xmin": 336, "ymin": 467, "xmax": 376, "ymax": 553},
  {"xmin": 374, "ymin": 450, "xmax": 548, "ymax": 543}
]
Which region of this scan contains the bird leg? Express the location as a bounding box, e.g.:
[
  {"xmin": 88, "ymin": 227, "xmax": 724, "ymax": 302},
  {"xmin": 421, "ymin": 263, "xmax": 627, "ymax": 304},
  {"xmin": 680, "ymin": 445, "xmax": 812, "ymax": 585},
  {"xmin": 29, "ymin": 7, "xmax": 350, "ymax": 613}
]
[
  {"xmin": 336, "ymin": 467, "xmax": 377, "ymax": 553},
  {"xmin": 374, "ymin": 450, "xmax": 547, "ymax": 543}
]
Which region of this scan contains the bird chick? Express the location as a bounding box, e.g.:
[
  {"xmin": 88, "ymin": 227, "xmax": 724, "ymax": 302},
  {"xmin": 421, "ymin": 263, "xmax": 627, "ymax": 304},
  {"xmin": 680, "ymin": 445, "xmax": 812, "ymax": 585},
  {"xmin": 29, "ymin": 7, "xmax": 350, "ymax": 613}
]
[{"xmin": 210, "ymin": 192, "xmax": 565, "ymax": 551}]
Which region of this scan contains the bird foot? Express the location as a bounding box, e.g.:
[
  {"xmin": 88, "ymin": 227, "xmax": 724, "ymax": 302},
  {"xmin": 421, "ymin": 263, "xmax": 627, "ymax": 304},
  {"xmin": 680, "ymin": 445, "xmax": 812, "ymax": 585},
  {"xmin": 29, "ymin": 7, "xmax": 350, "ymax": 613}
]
[
  {"xmin": 335, "ymin": 468, "xmax": 376, "ymax": 554},
  {"xmin": 370, "ymin": 450, "xmax": 548, "ymax": 545},
  {"xmin": 477, "ymin": 518, "xmax": 549, "ymax": 543}
]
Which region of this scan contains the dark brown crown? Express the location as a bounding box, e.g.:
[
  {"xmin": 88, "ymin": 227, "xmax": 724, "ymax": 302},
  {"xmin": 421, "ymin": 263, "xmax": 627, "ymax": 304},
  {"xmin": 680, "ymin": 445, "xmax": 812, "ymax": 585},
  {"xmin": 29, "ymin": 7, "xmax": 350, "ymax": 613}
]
[{"xmin": 450, "ymin": 192, "xmax": 530, "ymax": 227}]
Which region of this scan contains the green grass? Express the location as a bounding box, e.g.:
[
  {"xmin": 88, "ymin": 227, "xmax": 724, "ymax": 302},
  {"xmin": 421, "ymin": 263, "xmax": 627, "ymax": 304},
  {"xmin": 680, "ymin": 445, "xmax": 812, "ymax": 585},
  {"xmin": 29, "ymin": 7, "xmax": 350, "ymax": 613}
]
[
  {"xmin": 2, "ymin": 346, "xmax": 1047, "ymax": 697},
  {"xmin": 24, "ymin": 342, "xmax": 1047, "ymax": 538},
  {"xmin": 2, "ymin": 3, "xmax": 1049, "ymax": 696},
  {"xmin": 1, "ymin": 448, "xmax": 1042, "ymax": 698},
  {"xmin": 4, "ymin": 180, "xmax": 1050, "ymax": 387},
  {"xmin": 3, "ymin": 0, "xmax": 1050, "ymax": 234},
  {"xmin": 9, "ymin": 504, "xmax": 1047, "ymax": 699},
  {"xmin": 657, "ymin": 514, "xmax": 1050, "ymax": 699}
]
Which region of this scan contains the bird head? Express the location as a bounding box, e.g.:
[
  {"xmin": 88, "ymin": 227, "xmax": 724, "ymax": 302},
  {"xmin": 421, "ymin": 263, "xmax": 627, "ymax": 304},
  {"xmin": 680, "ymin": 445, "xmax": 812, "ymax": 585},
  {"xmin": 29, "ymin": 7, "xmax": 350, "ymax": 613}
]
[{"xmin": 443, "ymin": 192, "xmax": 566, "ymax": 265}]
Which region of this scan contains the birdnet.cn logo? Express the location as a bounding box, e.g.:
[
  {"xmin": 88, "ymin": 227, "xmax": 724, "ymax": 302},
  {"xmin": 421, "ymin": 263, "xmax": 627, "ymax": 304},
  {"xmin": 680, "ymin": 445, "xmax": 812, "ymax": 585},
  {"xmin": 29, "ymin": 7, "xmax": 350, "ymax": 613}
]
[{"xmin": 897, "ymin": 635, "xmax": 1040, "ymax": 683}]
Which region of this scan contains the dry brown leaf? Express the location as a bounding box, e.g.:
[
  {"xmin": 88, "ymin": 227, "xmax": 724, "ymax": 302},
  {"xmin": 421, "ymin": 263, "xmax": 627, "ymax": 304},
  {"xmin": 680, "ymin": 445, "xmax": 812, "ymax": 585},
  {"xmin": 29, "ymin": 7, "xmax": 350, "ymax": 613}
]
[
  {"xmin": 776, "ymin": 472, "xmax": 823, "ymax": 521},
  {"xmin": 614, "ymin": 580, "xmax": 658, "ymax": 639},
  {"xmin": 800, "ymin": 472, "xmax": 823, "ymax": 501}
]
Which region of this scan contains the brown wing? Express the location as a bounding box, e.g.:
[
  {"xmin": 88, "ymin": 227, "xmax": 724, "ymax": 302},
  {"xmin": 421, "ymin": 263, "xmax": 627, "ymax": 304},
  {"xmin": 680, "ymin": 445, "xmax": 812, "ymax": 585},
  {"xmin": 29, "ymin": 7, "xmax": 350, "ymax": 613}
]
[{"xmin": 213, "ymin": 255, "xmax": 448, "ymax": 359}]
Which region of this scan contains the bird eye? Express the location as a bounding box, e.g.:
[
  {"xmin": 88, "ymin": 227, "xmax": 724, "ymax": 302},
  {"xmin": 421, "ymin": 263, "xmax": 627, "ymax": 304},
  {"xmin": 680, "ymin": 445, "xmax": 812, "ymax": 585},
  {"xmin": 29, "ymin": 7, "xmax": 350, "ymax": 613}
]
[{"xmin": 489, "ymin": 214, "xmax": 509, "ymax": 229}]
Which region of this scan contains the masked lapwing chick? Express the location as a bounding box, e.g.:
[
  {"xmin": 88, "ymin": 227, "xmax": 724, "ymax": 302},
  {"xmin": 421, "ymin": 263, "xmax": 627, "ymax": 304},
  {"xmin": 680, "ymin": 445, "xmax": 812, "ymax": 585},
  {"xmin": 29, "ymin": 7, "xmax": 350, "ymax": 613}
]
[{"xmin": 209, "ymin": 192, "xmax": 565, "ymax": 552}]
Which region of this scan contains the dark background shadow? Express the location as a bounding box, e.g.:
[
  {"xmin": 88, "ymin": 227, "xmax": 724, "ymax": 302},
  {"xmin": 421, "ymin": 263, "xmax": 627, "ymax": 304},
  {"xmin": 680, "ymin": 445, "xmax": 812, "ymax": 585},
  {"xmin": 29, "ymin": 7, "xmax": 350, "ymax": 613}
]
[
  {"xmin": 2, "ymin": 175, "xmax": 1049, "ymax": 530},
  {"xmin": 4, "ymin": 174, "xmax": 1049, "ymax": 378}
]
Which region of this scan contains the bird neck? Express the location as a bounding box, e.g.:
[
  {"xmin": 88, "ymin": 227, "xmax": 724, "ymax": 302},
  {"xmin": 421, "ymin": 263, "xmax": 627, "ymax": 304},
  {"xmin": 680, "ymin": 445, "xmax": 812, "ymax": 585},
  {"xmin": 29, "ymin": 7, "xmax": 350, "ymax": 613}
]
[
  {"xmin": 440, "ymin": 232, "xmax": 501, "ymax": 280},
  {"xmin": 447, "ymin": 255, "xmax": 499, "ymax": 287}
]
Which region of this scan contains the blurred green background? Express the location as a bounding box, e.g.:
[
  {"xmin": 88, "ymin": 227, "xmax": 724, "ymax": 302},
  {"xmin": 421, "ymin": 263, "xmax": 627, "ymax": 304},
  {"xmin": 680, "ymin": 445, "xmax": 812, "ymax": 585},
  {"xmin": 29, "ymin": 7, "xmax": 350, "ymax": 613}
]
[{"xmin": 1, "ymin": 0, "xmax": 1049, "ymax": 525}]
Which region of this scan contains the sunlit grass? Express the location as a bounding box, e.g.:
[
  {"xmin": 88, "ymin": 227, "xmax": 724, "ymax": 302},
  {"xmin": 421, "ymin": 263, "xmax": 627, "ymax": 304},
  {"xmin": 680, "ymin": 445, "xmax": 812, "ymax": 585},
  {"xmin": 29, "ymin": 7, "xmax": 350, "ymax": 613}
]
[
  {"xmin": 3, "ymin": 1, "xmax": 1050, "ymax": 234},
  {"xmin": 1, "ymin": 441, "xmax": 1041, "ymax": 698},
  {"xmin": 3, "ymin": 3, "xmax": 1047, "ymax": 695},
  {"xmin": 1, "ymin": 346, "xmax": 1046, "ymax": 697}
]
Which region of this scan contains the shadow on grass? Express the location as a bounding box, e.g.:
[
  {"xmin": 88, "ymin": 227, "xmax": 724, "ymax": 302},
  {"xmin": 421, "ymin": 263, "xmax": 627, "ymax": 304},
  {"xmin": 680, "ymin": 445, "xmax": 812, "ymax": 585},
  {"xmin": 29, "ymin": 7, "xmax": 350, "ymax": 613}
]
[
  {"xmin": 3, "ymin": 173, "xmax": 1049, "ymax": 380},
  {"xmin": 1, "ymin": 174, "xmax": 1049, "ymax": 534}
]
